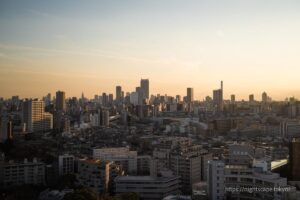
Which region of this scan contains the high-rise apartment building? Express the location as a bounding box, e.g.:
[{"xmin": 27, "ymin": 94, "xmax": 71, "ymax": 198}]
[{"xmin": 22, "ymin": 99, "xmax": 53, "ymax": 133}]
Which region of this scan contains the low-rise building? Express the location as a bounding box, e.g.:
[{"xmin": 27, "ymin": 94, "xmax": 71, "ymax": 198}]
[
  {"xmin": 93, "ymin": 147, "xmax": 137, "ymax": 175},
  {"xmin": 115, "ymin": 174, "xmax": 181, "ymax": 200},
  {"xmin": 0, "ymin": 157, "xmax": 45, "ymax": 188}
]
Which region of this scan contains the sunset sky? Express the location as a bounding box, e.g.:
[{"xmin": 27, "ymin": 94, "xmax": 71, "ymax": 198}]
[{"xmin": 1, "ymin": 0, "xmax": 300, "ymax": 100}]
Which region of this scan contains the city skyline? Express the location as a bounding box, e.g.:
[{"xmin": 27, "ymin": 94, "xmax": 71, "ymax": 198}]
[
  {"xmin": 1, "ymin": 1, "xmax": 300, "ymax": 199},
  {"xmin": 1, "ymin": 0, "xmax": 300, "ymax": 100},
  {"xmin": 2, "ymin": 79, "xmax": 284, "ymax": 102},
  {"xmin": 0, "ymin": 78, "xmax": 296, "ymax": 101}
]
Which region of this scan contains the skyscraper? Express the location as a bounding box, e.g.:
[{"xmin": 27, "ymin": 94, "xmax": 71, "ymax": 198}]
[
  {"xmin": 213, "ymin": 81, "xmax": 224, "ymax": 112},
  {"xmin": 22, "ymin": 99, "xmax": 53, "ymax": 132},
  {"xmin": 102, "ymin": 93, "xmax": 107, "ymax": 106},
  {"xmin": 140, "ymin": 79, "xmax": 149, "ymax": 99},
  {"xmin": 186, "ymin": 88, "xmax": 194, "ymax": 103},
  {"xmin": 55, "ymin": 91, "xmax": 66, "ymax": 112},
  {"xmin": 136, "ymin": 87, "xmax": 144, "ymax": 105},
  {"xmin": 116, "ymin": 86, "xmax": 122, "ymax": 101}
]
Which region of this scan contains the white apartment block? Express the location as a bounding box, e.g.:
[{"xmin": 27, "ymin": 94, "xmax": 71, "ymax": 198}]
[
  {"xmin": 208, "ymin": 160, "xmax": 225, "ymax": 200},
  {"xmin": 0, "ymin": 157, "xmax": 45, "ymax": 188},
  {"xmin": 115, "ymin": 175, "xmax": 181, "ymax": 200},
  {"xmin": 208, "ymin": 158, "xmax": 290, "ymax": 200},
  {"xmin": 93, "ymin": 147, "xmax": 137, "ymax": 175}
]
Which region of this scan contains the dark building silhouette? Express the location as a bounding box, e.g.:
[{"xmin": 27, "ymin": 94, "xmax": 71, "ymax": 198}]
[{"xmin": 289, "ymin": 138, "xmax": 300, "ymax": 181}]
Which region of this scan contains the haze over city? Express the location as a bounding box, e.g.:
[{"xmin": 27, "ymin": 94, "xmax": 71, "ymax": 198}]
[
  {"xmin": 1, "ymin": 0, "xmax": 300, "ymax": 100},
  {"xmin": 2, "ymin": 1, "xmax": 300, "ymax": 200}
]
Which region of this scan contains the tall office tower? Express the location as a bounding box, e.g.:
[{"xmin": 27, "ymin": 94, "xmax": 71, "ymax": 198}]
[
  {"xmin": 186, "ymin": 88, "xmax": 194, "ymax": 103},
  {"xmin": 116, "ymin": 86, "xmax": 122, "ymax": 100},
  {"xmin": 136, "ymin": 87, "xmax": 144, "ymax": 105},
  {"xmin": 102, "ymin": 93, "xmax": 107, "ymax": 106},
  {"xmin": 22, "ymin": 99, "xmax": 53, "ymax": 133},
  {"xmin": 289, "ymin": 138, "xmax": 300, "ymax": 181},
  {"xmin": 249, "ymin": 94, "xmax": 254, "ymax": 102},
  {"xmin": 213, "ymin": 81, "xmax": 224, "ymax": 112},
  {"xmin": 230, "ymin": 94, "xmax": 235, "ymax": 103},
  {"xmin": 213, "ymin": 89, "xmax": 223, "ymax": 111},
  {"xmin": 140, "ymin": 79, "xmax": 150, "ymax": 99},
  {"xmin": 55, "ymin": 91, "xmax": 66, "ymax": 112},
  {"xmin": 262, "ymin": 91, "xmax": 268, "ymax": 103}
]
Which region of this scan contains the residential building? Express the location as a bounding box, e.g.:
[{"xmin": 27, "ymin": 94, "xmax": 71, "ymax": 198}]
[
  {"xmin": 93, "ymin": 147, "xmax": 137, "ymax": 175},
  {"xmin": 0, "ymin": 157, "xmax": 45, "ymax": 188}
]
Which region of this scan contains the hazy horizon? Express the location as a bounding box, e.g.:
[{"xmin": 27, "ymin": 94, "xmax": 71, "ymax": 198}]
[{"xmin": 1, "ymin": 0, "xmax": 300, "ymax": 100}]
